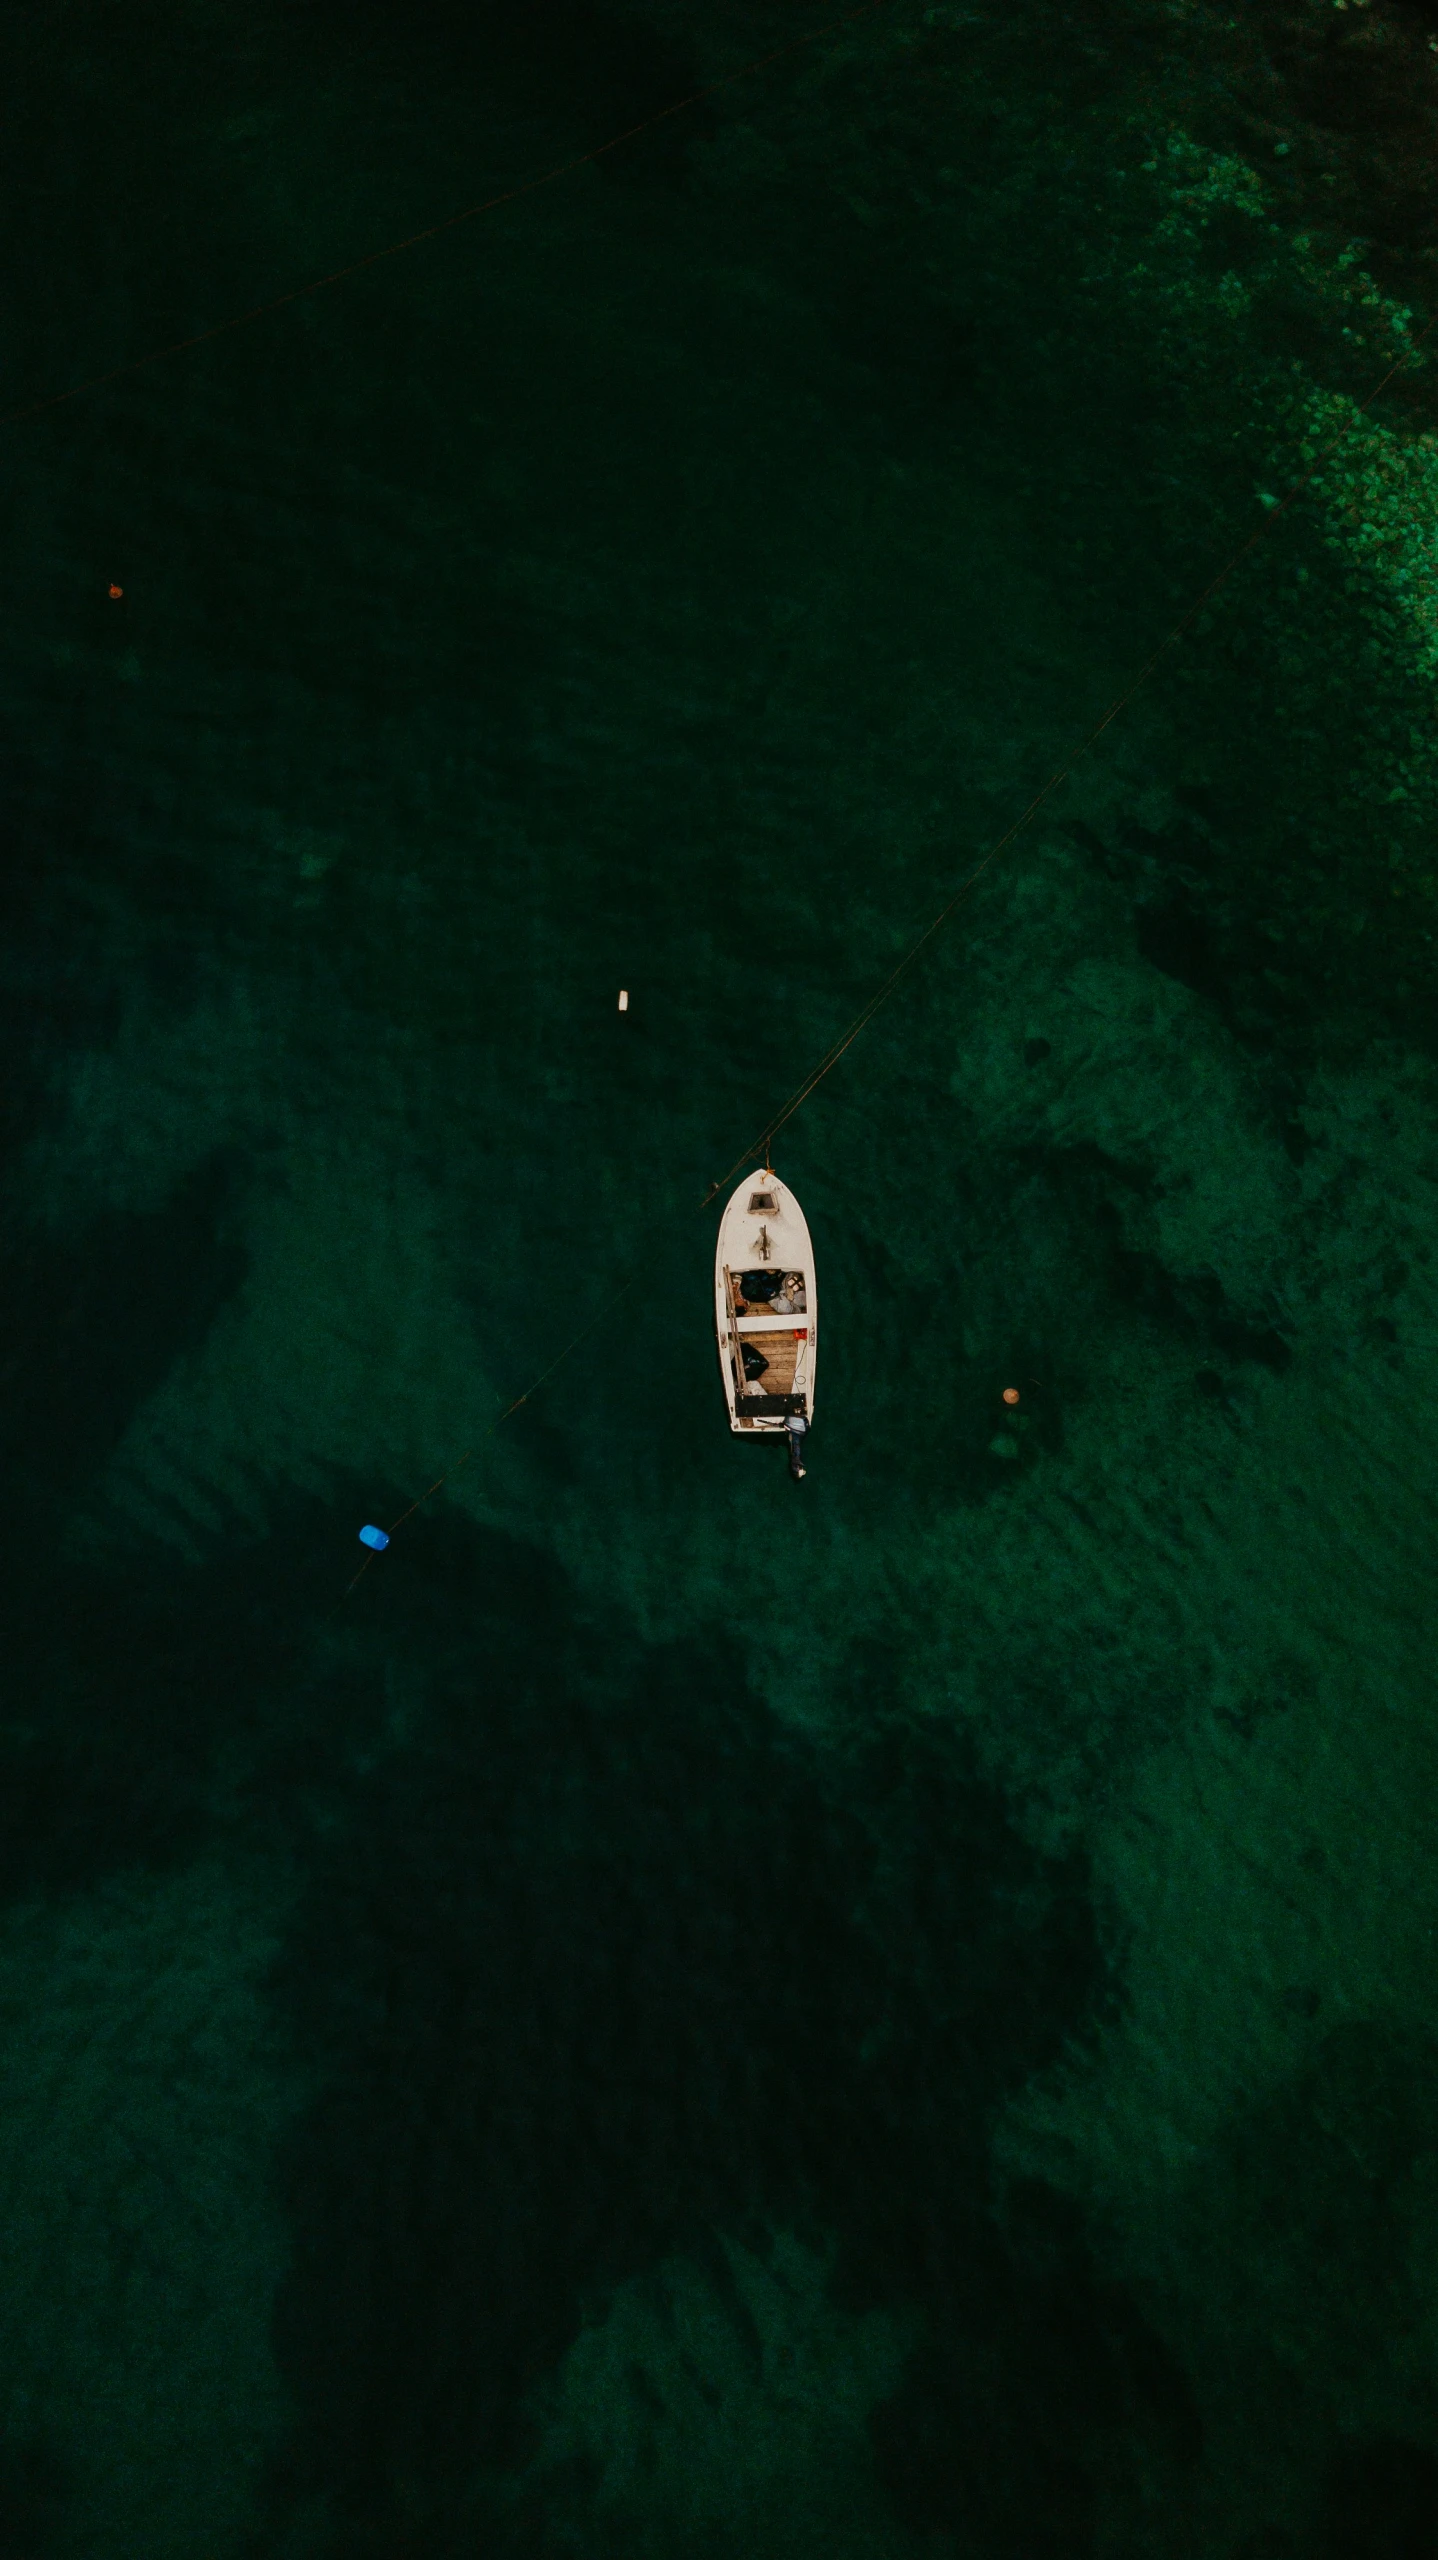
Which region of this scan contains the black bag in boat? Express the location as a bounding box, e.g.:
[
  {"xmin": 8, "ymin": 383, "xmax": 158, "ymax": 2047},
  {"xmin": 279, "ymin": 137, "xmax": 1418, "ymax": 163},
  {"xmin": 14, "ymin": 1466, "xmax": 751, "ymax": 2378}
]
[
  {"xmin": 740, "ymin": 1270, "xmax": 784, "ymax": 1302},
  {"xmin": 741, "ymin": 1344, "xmax": 770, "ymax": 1379}
]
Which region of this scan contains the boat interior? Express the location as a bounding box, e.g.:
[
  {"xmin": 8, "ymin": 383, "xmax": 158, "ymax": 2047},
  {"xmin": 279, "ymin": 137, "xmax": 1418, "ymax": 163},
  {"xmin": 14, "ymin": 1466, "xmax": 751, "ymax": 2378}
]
[{"xmin": 724, "ymin": 1265, "xmax": 809, "ymax": 1401}]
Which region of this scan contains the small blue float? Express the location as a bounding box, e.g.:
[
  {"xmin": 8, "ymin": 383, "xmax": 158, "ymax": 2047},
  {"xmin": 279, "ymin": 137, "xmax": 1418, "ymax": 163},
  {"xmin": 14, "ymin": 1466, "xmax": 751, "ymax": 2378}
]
[{"xmin": 358, "ymin": 1524, "xmax": 390, "ymax": 1551}]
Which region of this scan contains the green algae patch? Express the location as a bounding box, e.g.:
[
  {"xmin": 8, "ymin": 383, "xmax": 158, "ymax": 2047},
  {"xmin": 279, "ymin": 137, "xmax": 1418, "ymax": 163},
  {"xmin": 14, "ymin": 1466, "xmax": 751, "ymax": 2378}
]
[{"xmin": 716, "ymin": 2, "xmax": 1438, "ymax": 1000}]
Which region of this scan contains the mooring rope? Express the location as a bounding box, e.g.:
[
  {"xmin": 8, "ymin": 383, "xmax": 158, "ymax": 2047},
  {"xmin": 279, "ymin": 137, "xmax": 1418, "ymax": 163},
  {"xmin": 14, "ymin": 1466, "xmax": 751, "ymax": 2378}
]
[{"xmin": 0, "ymin": 0, "xmax": 892, "ymax": 430}]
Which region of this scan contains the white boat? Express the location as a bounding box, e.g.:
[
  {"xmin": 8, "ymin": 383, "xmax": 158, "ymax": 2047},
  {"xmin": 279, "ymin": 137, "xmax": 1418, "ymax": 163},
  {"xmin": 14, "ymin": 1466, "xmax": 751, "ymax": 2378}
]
[{"xmin": 714, "ymin": 1167, "xmax": 816, "ymax": 1478}]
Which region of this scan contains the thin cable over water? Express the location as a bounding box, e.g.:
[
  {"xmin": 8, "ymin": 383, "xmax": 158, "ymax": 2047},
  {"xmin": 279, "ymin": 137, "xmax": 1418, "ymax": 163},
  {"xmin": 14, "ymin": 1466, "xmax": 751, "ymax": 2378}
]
[{"xmin": 0, "ymin": 0, "xmax": 891, "ymax": 430}]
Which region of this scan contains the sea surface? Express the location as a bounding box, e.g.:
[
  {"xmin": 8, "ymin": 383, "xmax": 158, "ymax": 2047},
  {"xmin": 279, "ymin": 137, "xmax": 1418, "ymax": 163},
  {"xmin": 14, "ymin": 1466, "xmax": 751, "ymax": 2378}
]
[{"xmin": 3, "ymin": 0, "xmax": 1438, "ymax": 2553}]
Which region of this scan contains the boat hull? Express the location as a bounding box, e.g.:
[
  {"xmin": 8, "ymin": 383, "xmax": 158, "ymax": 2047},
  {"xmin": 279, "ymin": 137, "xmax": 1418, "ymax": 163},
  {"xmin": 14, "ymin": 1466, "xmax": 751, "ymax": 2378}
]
[{"xmin": 714, "ymin": 1169, "xmax": 817, "ymax": 1434}]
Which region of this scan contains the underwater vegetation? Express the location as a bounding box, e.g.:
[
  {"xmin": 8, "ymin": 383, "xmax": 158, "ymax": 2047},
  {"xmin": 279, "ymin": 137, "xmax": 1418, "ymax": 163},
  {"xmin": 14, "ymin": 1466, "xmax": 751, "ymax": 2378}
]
[{"xmin": 706, "ymin": 0, "xmax": 1438, "ymax": 1026}]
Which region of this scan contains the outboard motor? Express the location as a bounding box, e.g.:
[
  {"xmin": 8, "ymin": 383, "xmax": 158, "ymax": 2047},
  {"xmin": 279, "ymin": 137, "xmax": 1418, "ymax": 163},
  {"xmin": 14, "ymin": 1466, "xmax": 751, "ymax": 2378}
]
[{"xmin": 786, "ymin": 1414, "xmax": 808, "ymax": 1481}]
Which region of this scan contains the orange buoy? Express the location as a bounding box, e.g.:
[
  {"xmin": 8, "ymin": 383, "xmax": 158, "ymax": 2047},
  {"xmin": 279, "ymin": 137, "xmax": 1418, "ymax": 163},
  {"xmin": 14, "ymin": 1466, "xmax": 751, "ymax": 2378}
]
[
  {"xmin": 107, "ymin": 583, "xmax": 123, "ymax": 600},
  {"xmin": 1002, "ymin": 1387, "xmax": 1020, "ymax": 1405}
]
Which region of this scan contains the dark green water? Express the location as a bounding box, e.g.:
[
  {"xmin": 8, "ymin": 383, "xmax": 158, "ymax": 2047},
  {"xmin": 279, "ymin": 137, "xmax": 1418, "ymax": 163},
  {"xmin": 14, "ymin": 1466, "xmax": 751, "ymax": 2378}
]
[{"xmin": 4, "ymin": 0, "xmax": 1438, "ymax": 2552}]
